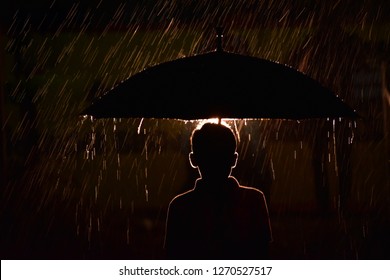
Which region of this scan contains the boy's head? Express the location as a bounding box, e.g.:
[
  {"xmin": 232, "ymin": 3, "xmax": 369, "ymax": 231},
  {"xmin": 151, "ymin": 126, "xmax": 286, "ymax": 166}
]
[{"xmin": 189, "ymin": 121, "xmax": 238, "ymax": 180}]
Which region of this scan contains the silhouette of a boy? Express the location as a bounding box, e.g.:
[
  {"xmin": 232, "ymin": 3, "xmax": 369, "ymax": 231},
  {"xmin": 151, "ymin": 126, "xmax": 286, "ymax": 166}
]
[{"xmin": 164, "ymin": 121, "xmax": 272, "ymax": 259}]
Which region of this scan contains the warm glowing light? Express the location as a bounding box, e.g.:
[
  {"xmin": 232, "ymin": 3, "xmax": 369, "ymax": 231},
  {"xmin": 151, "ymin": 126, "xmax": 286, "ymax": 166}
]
[{"xmin": 194, "ymin": 118, "xmax": 230, "ymax": 129}]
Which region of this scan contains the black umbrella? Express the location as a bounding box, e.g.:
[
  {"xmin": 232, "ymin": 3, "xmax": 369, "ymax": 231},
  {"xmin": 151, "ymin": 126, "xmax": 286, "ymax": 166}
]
[{"xmin": 81, "ymin": 33, "xmax": 359, "ymax": 120}]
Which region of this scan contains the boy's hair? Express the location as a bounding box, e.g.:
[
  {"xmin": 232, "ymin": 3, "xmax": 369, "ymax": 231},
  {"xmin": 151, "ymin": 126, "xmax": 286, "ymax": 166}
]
[{"xmin": 190, "ymin": 122, "xmax": 237, "ymax": 158}]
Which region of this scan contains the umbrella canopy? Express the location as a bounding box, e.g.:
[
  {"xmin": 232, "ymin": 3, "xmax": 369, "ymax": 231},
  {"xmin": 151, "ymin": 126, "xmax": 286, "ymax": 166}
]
[{"xmin": 81, "ymin": 49, "xmax": 359, "ymax": 120}]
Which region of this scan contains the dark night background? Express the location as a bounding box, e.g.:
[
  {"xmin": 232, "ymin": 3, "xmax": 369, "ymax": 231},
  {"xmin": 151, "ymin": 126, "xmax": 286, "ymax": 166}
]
[{"xmin": 1, "ymin": 0, "xmax": 390, "ymax": 259}]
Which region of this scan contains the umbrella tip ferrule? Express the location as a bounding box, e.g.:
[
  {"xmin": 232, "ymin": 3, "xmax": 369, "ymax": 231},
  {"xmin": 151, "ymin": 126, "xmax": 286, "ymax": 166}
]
[{"xmin": 216, "ymin": 26, "xmax": 224, "ymax": 52}]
